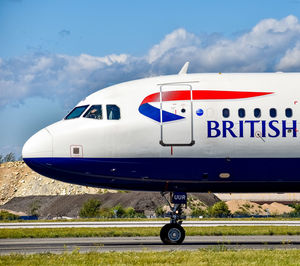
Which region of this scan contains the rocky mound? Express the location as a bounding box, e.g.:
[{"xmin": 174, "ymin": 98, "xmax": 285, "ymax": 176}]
[
  {"xmin": 226, "ymin": 200, "xmax": 293, "ymax": 216},
  {"xmin": 1, "ymin": 193, "xmax": 220, "ymax": 219},
  {"xmin": 0, "ymin": 161, "xmax": 108, "ymax": 205}
]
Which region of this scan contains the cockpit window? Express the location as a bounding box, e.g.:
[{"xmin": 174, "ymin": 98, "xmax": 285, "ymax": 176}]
[
  {"xmin": 106, "ymin": 105, "xmax": 120, "ymax": 120},
  {"xmin": 65, "ymin": 105, "xmax": 89, "ymax": 120},
  {"xmin": 84, "ymin": 105, "xmax": 103, "ymax": 120}
]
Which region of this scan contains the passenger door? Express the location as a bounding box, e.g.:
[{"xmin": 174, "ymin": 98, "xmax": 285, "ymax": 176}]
[{"xmin": 159, "ymin": 84, "xmax": 194, "ymax": 146}]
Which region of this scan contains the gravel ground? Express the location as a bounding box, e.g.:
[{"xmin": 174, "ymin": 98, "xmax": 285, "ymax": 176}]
[{"xmin": 0, "ymin": 192, "xmax": 220, "ymax": 219}]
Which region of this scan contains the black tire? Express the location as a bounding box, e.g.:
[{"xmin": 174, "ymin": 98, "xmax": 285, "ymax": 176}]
[{"xmin": 160, "ymin": 223, "xmax": 185, "ymax": 245}]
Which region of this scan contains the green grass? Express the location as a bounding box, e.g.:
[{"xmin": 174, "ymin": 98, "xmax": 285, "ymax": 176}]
[
  {"xmin": 0, "ymin": 218, "xmax": 169, "ymax": 223},
  {"xmin": 1, "ymin": 226, "xmax": 300, "ymax": 238},
  {"xmin": 1, "ymin": 250, "xmax": 300, "ymax": 265},
  {"xmin": 2, "ymin": 217, "xmax": 300, "ymax": 223}
]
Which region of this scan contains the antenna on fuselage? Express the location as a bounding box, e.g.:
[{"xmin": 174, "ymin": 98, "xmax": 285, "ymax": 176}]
[{"xmin": 178, "ymin": 61, "xmax": 189, "ymax": 75}]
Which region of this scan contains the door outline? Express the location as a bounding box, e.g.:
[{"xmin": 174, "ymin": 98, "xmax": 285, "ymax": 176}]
[{"xmin": 159, "ymin": 83, "xmax": 195, "ymax": 146}]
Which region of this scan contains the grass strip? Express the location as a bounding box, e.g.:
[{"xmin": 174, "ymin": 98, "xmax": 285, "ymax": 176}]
[
  {"xmin": 1, "ymin": 249, "xmax": 300, "ymax": 265},
  {"xmin": 1, "ymin": 226, "xmax": 300, "ymax": 238}
]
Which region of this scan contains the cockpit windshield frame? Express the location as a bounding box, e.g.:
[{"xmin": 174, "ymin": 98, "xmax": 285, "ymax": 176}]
[
  {"xmin": 106, "ymin": 104, "xmax": 121, "ymax": 120},
  {"xmin": 65, "ymin": 105, "xmax": 89, "ymax": 120},
  {"xmin": 83, "ymin": 105, "xmax": 103, "ymax": 120}
]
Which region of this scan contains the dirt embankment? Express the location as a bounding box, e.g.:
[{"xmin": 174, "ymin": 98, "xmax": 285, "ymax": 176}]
[
  {"xmin": 1, "ymin": 193, "xmax": 220, "ymax": 219},
  {"xmin": 0, "ymin": 161, "xmax": 106, "ymax": 205},
  {"xmin": 226, "ymin": 200, "xmax": 293, "ymax": 216}
]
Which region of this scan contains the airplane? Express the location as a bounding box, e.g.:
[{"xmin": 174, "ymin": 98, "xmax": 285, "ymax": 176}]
[{"xmin": 22, "ymin": 62, "xmax": 300, "ymax": 244}]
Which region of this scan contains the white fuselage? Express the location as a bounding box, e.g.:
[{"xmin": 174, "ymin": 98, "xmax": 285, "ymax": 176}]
[{"xmin": 22, "ymin": 73, "xmax": 300, "ymax": 192}]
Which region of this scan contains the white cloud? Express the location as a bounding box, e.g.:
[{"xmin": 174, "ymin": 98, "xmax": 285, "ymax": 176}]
[
  {"xmin": 0, "ymin": 53, "xmax": 136, "ymax": 108},
  {"xmin": 2, "ymin": 15, "xmax": 300, "ymax": 109},
  {"xmin": 276, "ymin": 42, "xmax": 300, "ymax": 71},
  {"xmin": 149, "ymin": 15, "xmax": 300, "ymax": 73},
  {"xmin": 148, "ymin": 28, "xmax": 200, "ymax": 64}
]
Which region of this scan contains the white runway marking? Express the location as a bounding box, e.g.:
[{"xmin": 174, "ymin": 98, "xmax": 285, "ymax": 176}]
[{"xmin": 1, "ymin": 220, "xmax": 300, "ymax": 229}]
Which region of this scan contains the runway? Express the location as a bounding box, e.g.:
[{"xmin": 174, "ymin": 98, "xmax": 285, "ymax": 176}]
[
  {"xmin": 1, "ymin": 236, "xmax": 300, "ymax": 254},
  {"xmin": 1, "ymin": 220, "xmax": 300, "ymax": 228}
]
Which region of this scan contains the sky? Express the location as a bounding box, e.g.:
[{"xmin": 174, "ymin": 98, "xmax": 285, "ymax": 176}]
[{"xmin": 2, "ymin": 0, "xmax": 300, "ymax": 157}]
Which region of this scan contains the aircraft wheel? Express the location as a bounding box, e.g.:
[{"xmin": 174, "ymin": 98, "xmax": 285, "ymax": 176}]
[{"xmin": 160, "ymin": 223, "xmax": 185, "ymax": 245}]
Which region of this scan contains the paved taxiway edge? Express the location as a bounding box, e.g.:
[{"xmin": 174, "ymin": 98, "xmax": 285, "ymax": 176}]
[{"xmin": 1, "ymin": 236, "xmax": 300, "ymax": 254}]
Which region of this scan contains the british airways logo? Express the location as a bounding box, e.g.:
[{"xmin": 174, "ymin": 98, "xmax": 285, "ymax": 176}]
[
  {"xmin": 139, "ymin": 90, "xmax": 273, "ymax": 122},
  {"xmin": 207, "ymin": 120, "xmax": 297, "ymax": 138},
  {"xmin": 139, "ymin": 90, "xmax": 297, "ymax": 139}
]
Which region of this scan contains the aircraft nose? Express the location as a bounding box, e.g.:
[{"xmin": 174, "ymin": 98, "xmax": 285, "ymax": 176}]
[{"xmin": 22, "ymin": 128, "xmax": 53, "ymax": 158}]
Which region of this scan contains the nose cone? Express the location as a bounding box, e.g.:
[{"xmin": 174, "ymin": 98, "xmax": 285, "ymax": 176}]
[{"xmin": 22, "ymin": 128, "xmax": 53, "ymax": 158}]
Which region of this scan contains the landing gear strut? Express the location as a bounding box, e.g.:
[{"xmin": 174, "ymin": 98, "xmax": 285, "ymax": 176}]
[{"xmin": 160, "ymin": 192, "xmax": 187, "ymax": 245}]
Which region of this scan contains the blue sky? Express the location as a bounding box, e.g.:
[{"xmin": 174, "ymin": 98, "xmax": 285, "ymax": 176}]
[{"xmin": 1, "ymin": 0, "xmax": 300, "ymax": 157}]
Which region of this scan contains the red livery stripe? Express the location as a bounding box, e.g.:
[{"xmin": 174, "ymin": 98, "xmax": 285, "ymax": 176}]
[{"xmin": 141, "ymin": 90, "xmax": 273, "ymax": 105}]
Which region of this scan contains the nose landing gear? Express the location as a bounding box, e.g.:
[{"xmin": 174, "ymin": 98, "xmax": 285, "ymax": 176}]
[
  {"xmin": 160, "ymin": 223, "xmax": 185, "ymax": 245},
  {"xmin": 160, "ymin": 192, "xmax": 187, "ymax": 245}
]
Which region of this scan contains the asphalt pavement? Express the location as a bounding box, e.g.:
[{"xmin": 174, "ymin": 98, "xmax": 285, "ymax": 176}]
[{"xmin": 1, "ymin": 236, "xmax": 300, "ymax": 254}]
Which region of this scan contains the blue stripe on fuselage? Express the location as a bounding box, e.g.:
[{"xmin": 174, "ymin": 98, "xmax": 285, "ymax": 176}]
[
  {"xmin": 138, "ymin": 103, "xmax": 184, "ymax": 122},
  {"xmin": 23, "ymin": 157, "xmax": 300, "ymax": 192}
]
